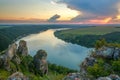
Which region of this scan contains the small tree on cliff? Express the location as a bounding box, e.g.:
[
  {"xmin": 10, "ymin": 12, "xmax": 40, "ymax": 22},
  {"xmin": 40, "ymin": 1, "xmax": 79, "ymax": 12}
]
[{"xmin": 95, "ymin": 38, "xmax": 107, "ymax": 49}]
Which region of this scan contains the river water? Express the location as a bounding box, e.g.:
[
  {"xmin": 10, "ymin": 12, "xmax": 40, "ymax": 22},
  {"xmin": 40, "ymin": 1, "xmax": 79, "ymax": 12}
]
[{"xmin": 17, "ymin": 29, "xmax": 91, "ymax": 70}]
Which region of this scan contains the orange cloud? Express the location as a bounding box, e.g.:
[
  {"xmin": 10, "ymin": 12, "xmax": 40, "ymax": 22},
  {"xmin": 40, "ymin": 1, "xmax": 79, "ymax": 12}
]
[
  {"xmin": 89, "ymin": 17, "xmax": 112, "ymax": 24},
  {"xmin": 116, "ymin": 15, "xmax": 120, "ymax": 20}
]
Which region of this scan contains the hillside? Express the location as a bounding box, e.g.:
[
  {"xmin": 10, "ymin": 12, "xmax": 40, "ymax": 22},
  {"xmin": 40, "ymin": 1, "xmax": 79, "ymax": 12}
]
[
  {"xmin": 55, "ymin": 26, "xmax": 120, "ymax": 47},
  {"xmin": 0, "ymin": 40, "xmax": 76, "ymax": 80},
  {"xmin": 0, "ymin": 24, "xmax": 88, "ymax": 52}
]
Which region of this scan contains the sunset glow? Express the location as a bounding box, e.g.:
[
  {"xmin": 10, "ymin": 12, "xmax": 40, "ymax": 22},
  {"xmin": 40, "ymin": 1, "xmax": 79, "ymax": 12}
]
[{"xmin": 0, "ymin": 0, "xmax": 120, "ymax": 24}]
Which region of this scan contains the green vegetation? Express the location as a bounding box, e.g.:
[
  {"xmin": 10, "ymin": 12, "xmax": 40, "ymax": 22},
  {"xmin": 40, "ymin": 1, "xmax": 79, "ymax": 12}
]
[
  {"xmin": 57, "ymin": 26, "xmax": 120, "ymax": 35},
  {"xmin": 87, "ymin": 58, "xmax": 120, "ymax": 78},
  {"xmin": 95, "ymin": 38, "xmax": 120, "ymax": 49},
  {"xmin": 0, "ymin": 54, "xmax": 76, "ymax": 80},
  {"xmin": 55, "ymin": 26, "xmax": 120, "ymax": 47},
  {"xmin": 86, "ymin": 39, "xmax": 120, "ymax": 78},
  {"xmin": 0, "ymin": 25, "xmax": 65, "ymax": 52}
]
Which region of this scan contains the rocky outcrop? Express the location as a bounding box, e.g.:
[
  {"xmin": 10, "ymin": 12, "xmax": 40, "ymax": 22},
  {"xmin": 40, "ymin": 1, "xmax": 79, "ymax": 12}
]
[
  {"xmin": 0, "ymin": 40, "xmax": 28, "ymax": 71},
  {"xmin": 96, "ymin": 46, "xmax": 120, "ymax": 59},
  {"xmin": 6, "ymin": 43, "xmax": 17, "ymax": 60},
  {"xmin": 7, "ymin": 72, "xmax": 29, "ymax": 80},
  {"xmin": 63, "ymin": 73, "xmax": 80, "ymax": 80},
  {"xmin": 33, "ymin": 50, "xmax": 48, "ymax": 75},
  {"xmin": 17, "ymin": 40, "xmax": 28, "ymax": 56},
  {"xmin": 97, "ymin": 74, "xmax": 120, "ymax": 80},
  {"xmin": 74, "ymin": 46, "xmax": 120, "ymax": 80},
  {"xmin": 80, "ymin": 57, "xmax": 96, "ymax": 77},
  {"xmin": 0, "ymin": 43, "xmax": 17, "ymax": 70}
]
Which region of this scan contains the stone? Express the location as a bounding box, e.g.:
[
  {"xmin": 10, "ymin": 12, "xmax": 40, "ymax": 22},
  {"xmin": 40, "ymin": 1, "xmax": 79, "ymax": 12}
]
[
  {"xmin": 113, "ymin": 48, "xmax": 120, "ymax": 60},
  {"xmin": 79, "ymin": 57, "xmax": 96, "ymax": 80},
  {"xmin": 7, "ymin": 72, "xmax": 29, "ymax": 80},
  {"xmin": 6, "ymin": 43, "xmax": 17, "ymax": 60},
  {"xmin": 96, "ymin": 46, "xmax": 114, "ymax": 58},
  {"xmin": 63, "ymin": 73, "xmax": 81, "ymax": 80},
  {"xmin": 97, "ymin": 77, "xmax": 111, "ymax": 80},
  {"xmin": 17, "ymin": 40, "xmax": 28, "ymax": 56},
  {"xmin": 81, "ymin": 57, "xmax": 96, "ymax": 67},
  {"xmin": 0, "ymin": 54, "xmax": 11, "ymax": 71},
  {"xmin": 12, "ymin": 55, "xmax": 21, "ymax": 64},
  {"xmin": 97, "ymin": 74, "xmax": 120, "ymax": 80},
  {"xmin": 33, "ymin": 50, "xmax": 48, "ymax": 75},
  {"xmin": 96, "ymin": 46, "xmax": 120, "ymax": 59},
  {"xmin": 108, "ymin": 74, "xmax": 120, "ymax": 80}
]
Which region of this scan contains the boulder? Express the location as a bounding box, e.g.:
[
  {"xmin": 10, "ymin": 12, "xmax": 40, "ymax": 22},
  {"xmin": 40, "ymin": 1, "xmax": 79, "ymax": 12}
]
[
  {"xmin": 33, "ymin": 50, "xmax": 48, "ymax": 75},
  {"xmin": 0, "ymin": 54, "xmax": 11, "ymax": 71},
  {"xmin": 113, "ymin": 48, "xmax": 120, "ymax": 60},
  {"xmin": 63, "ymin": 73, "xmax": 80, "ymax": 80},
  {"xmin": 81, "ymin": 57, "xmax": 96, "ymax": 68},
  {"xmin": 108, "ymin": 74, "xmax": 120, "ymax": 80},
  {"xmin": 97, "ymin": 74, "xmax": 120, "ymax": 80},
  {"xmin": 17, "ymin": 40, "xmax": 28, "ymax": 56},
  {"xmin": 96, "ymin": 46, "xmax": 114, "ymax": 58},
  {"xmin": 12, "ymin": 54, "xmax": 21, "ymax": 64},
  {"xmin": 80, "ymin": 57, "xmax": 96, "ymax": 79},
  {"xmin": 7, "ymin": 72, "xmax": 29, "ymax": 80},
  {"xmin": 97, "ymin": 77, "xmax": 111, "ymax": 80},
  {"xmin": 96, "ymin": 46, "xmax": 120, "ymax": 59}
]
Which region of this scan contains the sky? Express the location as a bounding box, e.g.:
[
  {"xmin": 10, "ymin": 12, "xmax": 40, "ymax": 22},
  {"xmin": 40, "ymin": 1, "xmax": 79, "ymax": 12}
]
[{"xmin": 0, "ymin": 0, "xmax": 120, "ymax": 24}]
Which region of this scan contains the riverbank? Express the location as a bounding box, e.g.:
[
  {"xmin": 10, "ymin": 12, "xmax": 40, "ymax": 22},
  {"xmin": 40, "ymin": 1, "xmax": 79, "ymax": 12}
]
[
  {"xmin": 16, "ymin": 29, "xmax": 91, "ymax": 70},
  {"xmin": 0, "ymin": 25, "xmax": 68, "ymax": 52},
  {"xmin": 54, "ymin": 26, "xmax": 120, "ymax": 48}
]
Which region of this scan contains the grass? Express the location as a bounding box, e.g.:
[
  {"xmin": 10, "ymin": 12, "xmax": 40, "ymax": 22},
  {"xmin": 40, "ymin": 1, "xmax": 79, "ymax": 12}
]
[{"xmin": 59, "ymin": 26, "xmax": 120, "ymax": 35}]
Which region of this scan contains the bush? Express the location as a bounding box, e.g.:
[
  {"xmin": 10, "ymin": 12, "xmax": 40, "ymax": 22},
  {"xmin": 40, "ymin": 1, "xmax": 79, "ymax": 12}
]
[
  {"xmin": 112, "ymin": 60, "xmax": 120, "ymax": 72},
  {"xmin": 87, "ymin": 63, "xmax": 109, "ymax": 78}
]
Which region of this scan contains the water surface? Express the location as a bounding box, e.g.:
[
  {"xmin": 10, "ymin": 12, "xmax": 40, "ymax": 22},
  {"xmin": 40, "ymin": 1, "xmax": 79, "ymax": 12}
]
[{"xmin": 17, "ymin": 29, "xmax": 91, "ymax": 70}]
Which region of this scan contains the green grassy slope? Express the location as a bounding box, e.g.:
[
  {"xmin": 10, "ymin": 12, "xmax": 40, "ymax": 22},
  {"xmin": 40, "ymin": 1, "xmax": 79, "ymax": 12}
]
[
  {"xmin": 59, "ymin": 26, "xmax": 120, "ymax": 35},
  {"xmin": 55, "ymin": 26, "xmax": 120, "ymax": 47}
]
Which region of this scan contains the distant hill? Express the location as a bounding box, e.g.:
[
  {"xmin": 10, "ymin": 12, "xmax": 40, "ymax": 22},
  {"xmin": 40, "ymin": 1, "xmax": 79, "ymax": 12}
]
[{"xmin": 55, "ymin": 26, "xmax": 120, "ymax": 47}]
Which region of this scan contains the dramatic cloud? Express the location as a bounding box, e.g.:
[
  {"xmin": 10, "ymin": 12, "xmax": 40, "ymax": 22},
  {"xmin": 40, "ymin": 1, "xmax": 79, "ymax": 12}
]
[
  {"xmin": 59, "ymin": 0, "xmax": 119, "ymax": 16},
  {"xmin": 48, "ymin": 14, "xmax": 60, "ymax": 22},
  {"xmin": 58, "ymin": 0, "xmax": 120, "ymax": 23}
]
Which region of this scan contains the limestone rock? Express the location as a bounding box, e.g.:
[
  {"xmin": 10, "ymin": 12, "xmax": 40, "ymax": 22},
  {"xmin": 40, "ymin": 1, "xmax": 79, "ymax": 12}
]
[
  {"xmin": 63, "ymin": 73, "xmax": 80, "ymax": 80},
  {"xmin": 17, "ymin": 40, "xmax": 28, "ymax": 56},
  {"xmin": 33, "ymin": 50, "xmax": 48, "ymax": 75},
  {"xmin": 0, "ymin": 54, "xmax": 11, "ymax": 71},
  {"xmin": 12, "ymin": 55, "xmax": 21, "ymax": 64},
  {"xmin": 97, "ymin": 74, "xmax": 120, "ymax": 80},
  {"xmin": 96, "ymin": 46, "xmax": 120, "ymax": 59},
  {"xmin": 6, "ymin": 43, "xmax": 17, "ymax": 60},
  {"xmin": 7, "ymin": 72, "xmax": 29, "ymax": 80},
  {"xmin": 97, "ymin": 77, "xmax": 111, "ymax": 80},
  {"xmin": 113, "ymin": 48, "xmax": 120, "ymax": 60},
  {"xmin": 108, "ymin": 74, "xmax": 120, "ymax": 80}
]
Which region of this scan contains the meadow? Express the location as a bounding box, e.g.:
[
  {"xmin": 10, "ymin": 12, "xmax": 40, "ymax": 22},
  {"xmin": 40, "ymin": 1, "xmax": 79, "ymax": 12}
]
[
  {"xmin": 55, "ymin": 26, "xmax": 120, "ymax": 47},
  {"xmin": 59, "ymin": 26, "xmax": 120, "ymax": 35}
]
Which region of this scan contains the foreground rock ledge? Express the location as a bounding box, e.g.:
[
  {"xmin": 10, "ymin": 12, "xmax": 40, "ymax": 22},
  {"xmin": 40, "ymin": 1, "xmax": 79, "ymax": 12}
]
[{"xmin": 7, "ymin": 72, "xmax": 29, "ymax": 80}]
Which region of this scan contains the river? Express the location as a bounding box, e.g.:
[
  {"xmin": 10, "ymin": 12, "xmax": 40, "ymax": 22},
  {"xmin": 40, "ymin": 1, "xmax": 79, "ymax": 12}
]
[{"xmin": 17, "ymin": 29, "xmax": 91, "ymax": 70}]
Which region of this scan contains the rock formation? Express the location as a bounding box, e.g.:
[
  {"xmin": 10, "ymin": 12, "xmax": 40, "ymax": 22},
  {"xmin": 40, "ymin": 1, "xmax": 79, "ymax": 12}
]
[
  {"xmin": 6, "ymin": 43, "xmax": 17, "ymax": 60},
  {"xmin": 17, "ymin": 40, "xmax": 28, "ymax": 56},
  {"xmin": 63, "ymin": 73, "xmax": 80, "ymax": 80},
  {"xmin": 96, "ymin": 46, "xmax": 120, "ymax": 59},
  {"xmin": 33, "ymin": 49, "xmax": 48, "ymax": 75},
  {"xmin": 73, "ymin": 46, "xmax": 120, "ymax": 80},
  {"xmin": 97, "ymin": 74, "xmax": 120, "ymax": 80},
  {"xmin": 80, "ymin": 57, "xmax": 96, "ymax": 78},
  {"xmin": 7, "ymin": 72, "xmax": 29, "ymax": 80},
  {"xmin": 0, "ymin": 43, "xmax": 17, "ymax": 70},
  {"xmin": 0, "ymin": 40, "xmax": 28, "ymax": 71}
]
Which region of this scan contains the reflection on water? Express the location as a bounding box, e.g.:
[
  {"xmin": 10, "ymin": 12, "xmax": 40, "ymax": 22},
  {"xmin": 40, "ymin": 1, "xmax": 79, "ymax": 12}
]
[{"xmin": 17, "ymin": 29, "xmax": 91, "ymax": 70}]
